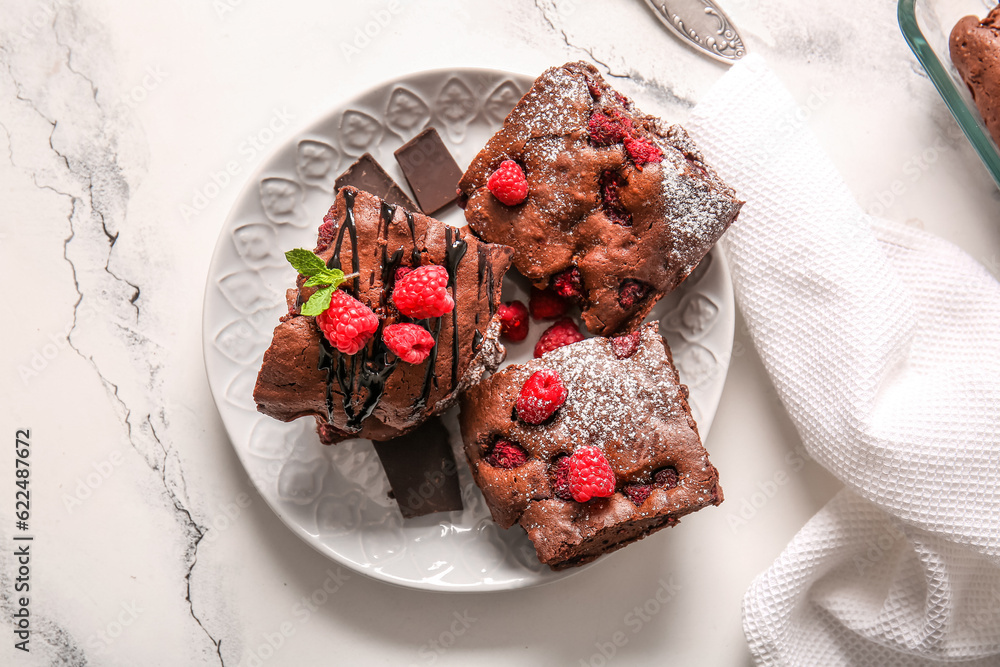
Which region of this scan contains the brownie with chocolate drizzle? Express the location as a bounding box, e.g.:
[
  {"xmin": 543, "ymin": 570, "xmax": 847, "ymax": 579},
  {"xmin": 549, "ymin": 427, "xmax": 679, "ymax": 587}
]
[
  {"xmin": 458, "ymin": 322, "xmax": 723, "ymax": 569},
  {"xmin": 253, "ymin": 186, "xmax": 514, "ymax": 444},
  {"xmin": 458, "ymin": 61, "xmax": 742, "ymax": 336}
]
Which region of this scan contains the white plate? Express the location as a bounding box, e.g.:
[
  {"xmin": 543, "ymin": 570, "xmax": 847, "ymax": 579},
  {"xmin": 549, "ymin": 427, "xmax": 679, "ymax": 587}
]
[{"xmin": 202, "ymin": 68, "xmax": 735, "ymax": 592}]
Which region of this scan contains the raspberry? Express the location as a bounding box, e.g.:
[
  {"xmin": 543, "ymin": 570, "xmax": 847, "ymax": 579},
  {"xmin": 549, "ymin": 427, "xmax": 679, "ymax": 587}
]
[
  {"xmin": 624, "ymin": 136, "xmax": 663, "ymax": 168},
  {"xmin": 623, "ymin": 467, "xmax": 679, "ymax": 506},
  {"xmin": 529, "ymin": 287, "xmax": 568, "ymax": 320},
  {"xmin": 534, "ymin": 318, "xmax": 584, "ymax": 358},
  {"xmin": 315, "ymin": 289, "xmax": 379, "ymax": 355},
  {"xmin": 550, "ymin": 455, "xmax": 573, "ymax": 500},
  {"xmin": 498, "ymin": 300, "xmax": 529, "ymax": 342},
  {"xmin": 393, "ymin": 266, "xmax": 413, "ymax": 284},
  {"xmin": 392, "ymin": 265, "xmax": 454, "ymax": 318},
  {"xmin": 552, "ymin": 267, "xmax": 583, "ymax": 300},
  {"xmin": 599, "ymin": 170, "xmax": 632, "ymax": 226},
  {"xmin": 654, "ymin": 467, "xmax": 679, "ymax": 489},
  {"xmin": 382, "ymin": 323, "xmax": 435, "ymax": 364},
  {"xmin": 587, "ymin": 109, "xmax": 633, "ymax": 146},
  {"xmin": 487, "ymin": 160, "xmax": 528, "ymax": 206},
  {"xmin": 516, "ymin": 369, "xmax": 568, "ymax": 424},
  {"xmin": 316, "ymin": 205, "xmax": 337, "ymax": 252},
  {"xmin": 611, "ymin": 331, "xmax": 642, "ymax": 359},
  {"xmin": 622, "ymin": 483, "xmax": 653, "ymax": 506},
  {"xmin": 485, "ymin": 439, "xmax": 528, "ymax": 469},
  {"xmin": 567, "ymin": 446, "xmax": 616, "ymax": 502},
  {"xmin": 618, "ymin": 280, "xmax": 650, "ymax": 309}
]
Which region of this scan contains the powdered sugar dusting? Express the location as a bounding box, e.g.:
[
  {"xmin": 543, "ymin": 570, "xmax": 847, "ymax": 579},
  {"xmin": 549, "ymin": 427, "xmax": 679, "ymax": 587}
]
[
  {"xmin": 523, "ymin": 136, "xmax": 582, "ymax": 220},
  {"xmin": 504, "ymin": 65, "xmax": 590, "ymax": 142},
  {"xmin": 463, "ymin": 61, "xmax": 741, "ymax": 334},
  {"xmin": 658, "ymin": 143, "xmax": 739, "ymax": 270},
  {"xmin": 499, "ymin": 324, "xmax": 706, "ymax": 478}
]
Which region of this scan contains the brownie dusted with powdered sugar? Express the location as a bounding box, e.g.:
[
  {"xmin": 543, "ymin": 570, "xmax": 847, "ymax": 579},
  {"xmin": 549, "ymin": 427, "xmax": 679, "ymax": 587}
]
[
  {"xmin": 458, "ymin": 61, "xmax": 742, "ymax": 336},
  {"xmin": 459, "ymin": 323, "xmax": 722, "ymax": 569}
]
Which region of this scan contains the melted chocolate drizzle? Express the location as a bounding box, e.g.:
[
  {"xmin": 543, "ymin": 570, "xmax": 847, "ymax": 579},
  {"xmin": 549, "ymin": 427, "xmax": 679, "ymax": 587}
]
[
  {"xmin": 414, "ymin": 317, "xmax": 442, "ymax": 414},
  {"xmin": 328, "ymin": 189, "xmax": 360, "ymax": 294},
  {"xmin": 318, "ymin": 190, "xmax": 398, "ymax": 431},
  {"xmin": 404, "ymin": 210, "xmax": 422, "ymax": 265},
  {"xmin": 379, "ymin": 201, "xmax": 405, "ymax": 286},
  {"xmin": 444, "ymin": 227, "xmax": 467, "ymax": 387},
  {"xmin": 315, "ymin": 192, "xmax": 475, "ymax": 431}
]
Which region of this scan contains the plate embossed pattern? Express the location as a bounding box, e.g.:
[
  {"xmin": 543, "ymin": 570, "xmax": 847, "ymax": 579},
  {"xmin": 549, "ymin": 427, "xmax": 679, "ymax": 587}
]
[{"xmin": 203, "ymin": 68, "xmax": 735, "ymax": 591}]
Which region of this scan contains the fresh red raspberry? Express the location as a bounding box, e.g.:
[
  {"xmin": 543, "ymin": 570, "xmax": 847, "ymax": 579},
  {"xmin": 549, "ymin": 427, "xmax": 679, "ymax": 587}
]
[
  {"xmin": 552, "ymin": 267, "xmax": 583, "ymax": 300},
  {"xmin": 567, "ymin": 446, "xmax": 616, "ymax": 503},
  {"xmin": 624, "ymin": 136, "xmax": 664, "ymax": 168},
  {"xmin": 393, "ymin": 266, "xmax": 413, "ymax": 284},
  {"xmin": 534, "ymin": 318, "xmax": 584, "ymax": 358},
  {"xmin": 622, "ymin": 483, "xmax": 653, "ymax": 506},
  {"xmin": 498, "ymin": 300, "xmax": 529, "ymax": 342},
  {"xmin": 516, "ymin": 369, "xmax": 568, "ymax": 424},
  {"xmin": 529, "ymin": 287, "xmax": 568, "ymax": 320},
  {"xmin": 315, "ymin": 289, "xmax": 379, "ymax": 355},
  {"xmin": 611, "ymin": 331, "xmax": 642, "ymax": 359},
  {"xmin": 392, "ymin": 265, "xmax": 454, "ymax": 319},
  {"xmin": 587, "ymin": 109, "xmax": 633, "ymax": 146},
  {"xmin": 487, "ymin": 160, "xmax": 528, "ymax": 206},
  {"xmin": 485, "ymin": 439, "xmax": 528, "ymax": 469},
  {"xmin": 382, "ymin": 323, "xmax": 435, "ymax": 364},
  {"xmin": 550, "ymin": 455, "xmax": 573, "ymax": 500}
]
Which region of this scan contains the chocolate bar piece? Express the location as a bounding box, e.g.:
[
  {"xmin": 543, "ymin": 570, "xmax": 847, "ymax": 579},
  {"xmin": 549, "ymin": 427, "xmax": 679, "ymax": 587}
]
[
  {"xmin": 372, "ymin": 417, "xmax": 464, "ymax": 518},
  {"xmin": 393, "ymin": 128, "xmax": 463, "ymax": 214},
  {"xmin": 334, "ymin": 152, "xmax": 417, "ymax": 211}
]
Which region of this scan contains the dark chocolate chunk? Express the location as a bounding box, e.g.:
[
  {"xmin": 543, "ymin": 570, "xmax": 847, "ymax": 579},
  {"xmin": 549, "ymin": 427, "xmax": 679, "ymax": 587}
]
[
  {"xmin": 372, "ymin": 417, "xmax": 463, "ymax": 518},
  {"xmin": 334, "ymin": 152, "xmax": 417, "ymax": 211},
  {"xmin": 393, "ymin": 128, "xmax": 463, "ymax": 214}
]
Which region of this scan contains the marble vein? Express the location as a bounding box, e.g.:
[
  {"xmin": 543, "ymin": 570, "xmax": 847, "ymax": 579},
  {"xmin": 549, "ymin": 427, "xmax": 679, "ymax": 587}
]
[
  {"xmin": 529, "ymin": 0, "xmax": 696, "ymax": 108},
  {"xmin": 1, "ymin": 2, "xmax": 226, "ymax": 664}
]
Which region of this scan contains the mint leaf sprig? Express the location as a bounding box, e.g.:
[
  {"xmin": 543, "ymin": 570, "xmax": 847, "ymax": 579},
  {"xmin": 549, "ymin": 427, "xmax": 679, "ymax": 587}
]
[{"xmin": 285, "ymin": 248, "xmax": 358, "ymax": 317}]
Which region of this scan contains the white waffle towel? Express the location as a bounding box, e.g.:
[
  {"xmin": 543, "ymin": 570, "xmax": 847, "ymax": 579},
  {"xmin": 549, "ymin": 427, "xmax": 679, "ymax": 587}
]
[{"xmin": 687, "ymin": 54, "xmax": 1000, "ymax": 665}]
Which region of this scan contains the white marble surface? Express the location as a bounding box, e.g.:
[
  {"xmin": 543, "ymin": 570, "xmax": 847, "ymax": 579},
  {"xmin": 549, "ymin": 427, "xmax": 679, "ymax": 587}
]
[{"xmin": 2, "ymin": 0, "xmax": 999, "ymax": 665}]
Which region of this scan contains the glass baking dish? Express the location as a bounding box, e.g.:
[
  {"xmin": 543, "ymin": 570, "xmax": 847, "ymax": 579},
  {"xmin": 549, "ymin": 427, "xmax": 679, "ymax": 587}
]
[{"xmin": 899, "ymin": 0, "xmax": 1000, "ymax": 189}]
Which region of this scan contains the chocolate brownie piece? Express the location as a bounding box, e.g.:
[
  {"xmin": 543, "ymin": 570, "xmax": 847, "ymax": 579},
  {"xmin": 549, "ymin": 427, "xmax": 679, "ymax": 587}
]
[
  {"xmin": 459, "ymin": 322, "xmax": 722, "ymax": 569},
  {"xmin": 253, "ymin": 186, "xmax": 513, "ymax": 443},
  {"xmin": 951, "ymin": 7, "xmax": 1000, "ymax": 148},
  {"xmin": 458, "ymin": 61, "xmax": 742, "ymax": 336}
]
